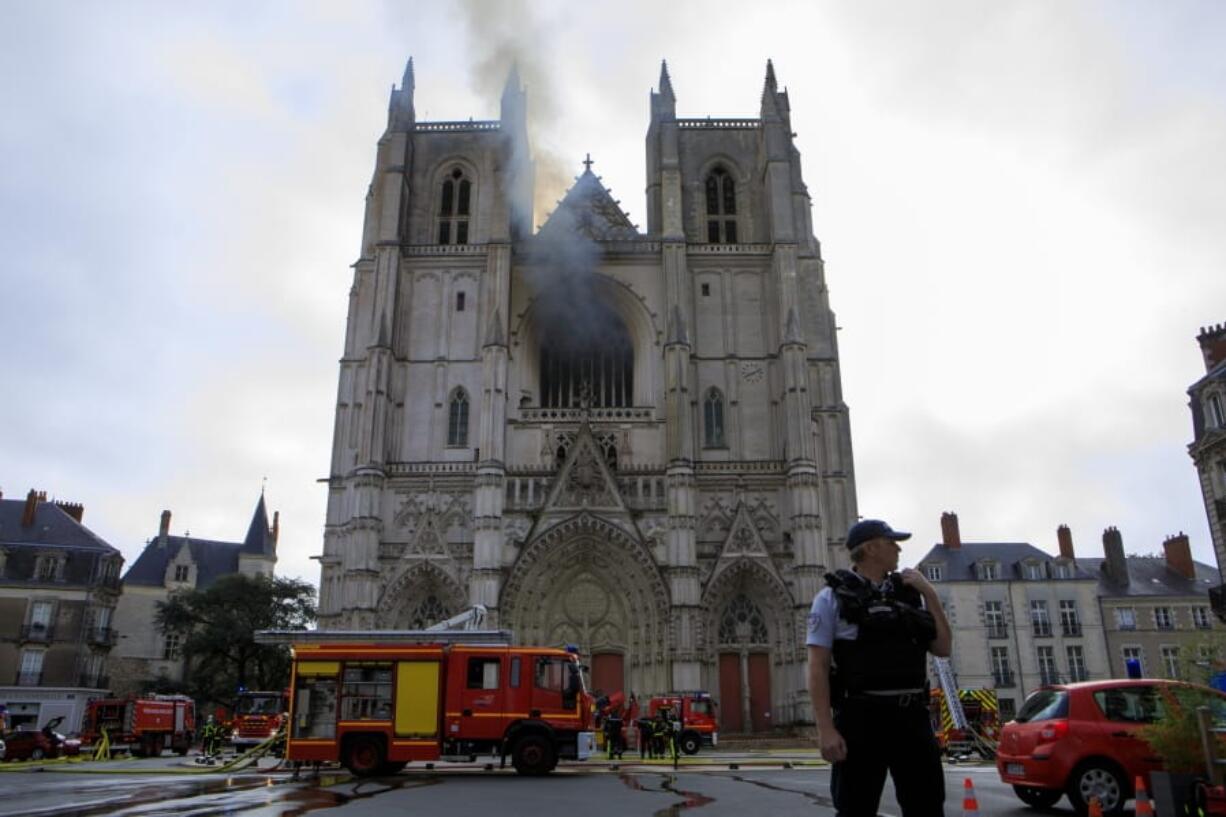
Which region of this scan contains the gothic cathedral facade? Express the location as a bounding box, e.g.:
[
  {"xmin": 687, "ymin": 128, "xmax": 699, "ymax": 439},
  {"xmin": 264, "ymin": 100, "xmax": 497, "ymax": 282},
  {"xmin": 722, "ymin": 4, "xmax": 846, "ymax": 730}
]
[{"xmin": 318, "ymin": 60, "xmax": 858, "ymax": 729}]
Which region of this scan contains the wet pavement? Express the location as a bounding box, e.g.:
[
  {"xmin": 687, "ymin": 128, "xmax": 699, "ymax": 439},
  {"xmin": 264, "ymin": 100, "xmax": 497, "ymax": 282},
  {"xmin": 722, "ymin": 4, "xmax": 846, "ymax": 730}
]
[{"xmin": 0, "ymin": 753, "xmax": 1089, "ymax": 816}]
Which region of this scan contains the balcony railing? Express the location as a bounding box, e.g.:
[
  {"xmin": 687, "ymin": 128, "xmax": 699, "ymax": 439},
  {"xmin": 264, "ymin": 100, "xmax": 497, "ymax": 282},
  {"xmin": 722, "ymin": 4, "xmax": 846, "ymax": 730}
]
[
  {"xmin": 1032, "ymin": 623, "xmax": 1053, "ymax": 637},
  {"xmin": 992, "ymin": 671, "xmax": 1015, "ymax": 688},
  {"xmin": 987, "ymin": 624, "xmax": 1009, "ymax": 639},
  {"xmin": 78, "ymin": 673, "xmax": 110, "ymax": 689},
  {"xmin": 87, "ymin": 627, "xmax": 117, "ymax": 647},
  {"xmin": 1039, "ymin": 670, "xmax": 1062, "ymax": 686},
  {"xmin": 1067, "ymin": 668, "xmax": 1089, "ymax": 682},
  {"xmin": 15, "ymin": 671, "xmax": 42, "ymax": 686},
  {"xmin": 19, "ymin": 624, "xmax": 54, "ymax": 643},
  {"xmin": 1062, "ymin": 623, "xmax": 1082, "ymax": 637}
]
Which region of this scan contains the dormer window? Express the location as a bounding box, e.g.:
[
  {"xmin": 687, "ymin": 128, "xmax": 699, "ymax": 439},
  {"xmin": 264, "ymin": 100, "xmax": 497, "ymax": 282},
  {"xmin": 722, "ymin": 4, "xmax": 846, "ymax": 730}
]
[
  {"xmin": 704, "ymin": 166, "xmax": 737, "ymax": 244},
  {"xmin": 438, "ymin": 167, "xmax": 472, "ymax": 245},
  {"xmin": 924, "ymin": 564, "xmax": 943, "ymax": 582},
  {"xmin": 1209, "ymin": 393, "xmax": 1225, "ymax": 428},
  {"xmin": 173, "ymin": 564, "xmax": 190, "ymax": 582},
  {"xmin": 1022, "ymin": 561, "xmax": 1045, "ymax": 580},
  {"xmin": 978, "ymin": 562, "xmax": 998, "ymax": 581},
  {"xmin": 1053, "ymin": 561, "xmax": 1073, "ymax": 579}
]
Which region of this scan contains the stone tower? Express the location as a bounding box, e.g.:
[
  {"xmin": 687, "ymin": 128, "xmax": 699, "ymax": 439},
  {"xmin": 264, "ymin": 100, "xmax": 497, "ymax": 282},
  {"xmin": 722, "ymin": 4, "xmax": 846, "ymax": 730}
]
[{"xmin": 318, "ymin": 59, "xmax": 858, "ymax": 729}]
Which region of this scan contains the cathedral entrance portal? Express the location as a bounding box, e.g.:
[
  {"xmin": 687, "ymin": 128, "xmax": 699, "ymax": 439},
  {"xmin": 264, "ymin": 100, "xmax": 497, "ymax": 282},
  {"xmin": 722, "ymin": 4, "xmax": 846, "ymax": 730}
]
[{"xmin": 500, "ymin": 513, "xmax": 671, "ymax": 698}]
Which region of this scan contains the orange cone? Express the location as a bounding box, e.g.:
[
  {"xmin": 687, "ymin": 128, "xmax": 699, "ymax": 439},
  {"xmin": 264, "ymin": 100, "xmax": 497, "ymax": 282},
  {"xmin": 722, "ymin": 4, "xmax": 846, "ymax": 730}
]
[
  {"xmin": 1135, "ymin": 776, "xmax": 1154, "ymax": 817},
  {"xmin": 1087, "ymin": 795, "xmax": 1103, "ymax": 817},
  {"xmin": 962, "ymin": 778, "xmax": 980, "ymax": 816}
]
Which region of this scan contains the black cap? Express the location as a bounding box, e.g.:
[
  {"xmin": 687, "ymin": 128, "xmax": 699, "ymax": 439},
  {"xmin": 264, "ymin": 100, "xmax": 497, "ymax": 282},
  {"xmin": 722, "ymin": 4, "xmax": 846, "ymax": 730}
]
[{"xmin": 846, "ymin": 519, "xmax": 911, "ymax": 550}]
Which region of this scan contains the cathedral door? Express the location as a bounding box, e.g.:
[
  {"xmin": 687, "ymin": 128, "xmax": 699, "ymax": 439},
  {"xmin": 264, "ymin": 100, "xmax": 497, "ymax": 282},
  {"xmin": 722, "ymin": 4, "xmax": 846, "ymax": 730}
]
[
  {"xmin": 718, "ymin": 652, "xmax": 743, "ymax": 733},
  {"xmin": 748, "ymin": 652, "xmax": 772, "ymax": 732},
  {"xmin": 591, "ymin": 653, "xmax": 624, "ymax": 699}
]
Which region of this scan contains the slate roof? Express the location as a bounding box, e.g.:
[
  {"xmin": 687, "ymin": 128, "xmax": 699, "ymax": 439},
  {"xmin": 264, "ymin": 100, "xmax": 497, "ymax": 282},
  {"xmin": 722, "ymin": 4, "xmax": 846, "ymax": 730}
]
[
  {"xmin": 0, "ymin": 498, "xmax": 119, "ymax": 553},
  {"xmin": 1078, "ymin": 556, "xmax": 1218, "ymax": 599},
  {"xmin": 916, "ymin": 542, "xmax": 1098, "ymax": 581},
  {"xmin": 122, "ymin": 496, "xmax": 272, "ymax": 589}
]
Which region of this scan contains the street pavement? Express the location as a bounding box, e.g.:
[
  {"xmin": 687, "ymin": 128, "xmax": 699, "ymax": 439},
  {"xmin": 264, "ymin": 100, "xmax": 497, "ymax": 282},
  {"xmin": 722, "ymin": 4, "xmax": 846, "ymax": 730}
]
[{"xmin": 0, "ymin": 750, "xmax": 1109, "ymax": 816}]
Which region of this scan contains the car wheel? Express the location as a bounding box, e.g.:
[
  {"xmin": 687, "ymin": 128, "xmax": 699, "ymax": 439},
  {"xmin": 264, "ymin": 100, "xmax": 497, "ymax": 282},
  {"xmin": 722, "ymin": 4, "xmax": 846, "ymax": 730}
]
[
  {"xmin": 679, "ymin": 732, "xmax": 701, "ymax": 756},
  {"xmin": 31, "ymin": 747, "xmax": 45, "ymax": 761},
  {"xmin": 344, "ymin": 736, "xmax": 386, "ymax": 778},
  {"xmin": 512, "ymin": 735, "xmax": 554, "ymax": 776},
  {"xmin": 1013, "ymin": 785, "xmax": 1063, "ymax": 809},
  {"xmin": 1067, "ymin": 761, "xmax": 1127, "ymax": 816}
]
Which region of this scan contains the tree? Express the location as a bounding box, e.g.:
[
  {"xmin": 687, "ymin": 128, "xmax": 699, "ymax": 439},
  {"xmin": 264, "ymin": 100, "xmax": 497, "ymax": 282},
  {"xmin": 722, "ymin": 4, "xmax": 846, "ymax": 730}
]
[{"xmin": 156, "ymin": 573, "xmax": 315, "ymax": 709}]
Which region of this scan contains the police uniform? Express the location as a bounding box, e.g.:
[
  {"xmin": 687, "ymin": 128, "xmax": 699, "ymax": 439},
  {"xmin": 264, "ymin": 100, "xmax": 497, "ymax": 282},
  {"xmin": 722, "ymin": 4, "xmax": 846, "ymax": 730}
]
[{"xmin": 808, "ymin": 566, "xmax": 944, "ymax": 816}]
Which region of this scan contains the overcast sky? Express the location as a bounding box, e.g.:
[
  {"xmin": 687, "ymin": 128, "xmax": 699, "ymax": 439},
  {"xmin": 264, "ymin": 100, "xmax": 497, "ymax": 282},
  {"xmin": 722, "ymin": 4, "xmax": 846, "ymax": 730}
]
[{"xmin": 3, "ymin": 1, "xmax": 1224, "ymax": 587}]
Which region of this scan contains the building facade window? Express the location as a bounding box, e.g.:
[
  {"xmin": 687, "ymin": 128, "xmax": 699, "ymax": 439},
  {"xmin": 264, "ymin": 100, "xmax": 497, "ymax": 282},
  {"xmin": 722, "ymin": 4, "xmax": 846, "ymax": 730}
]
[
  {"xmin": 991, "ymin": 646, "xmax": 1012, "ymax": 686},
  {"xmin": 1161, "ymin": 645, "xmax": 1180, "ymax": 679},
  {"xmin": 1031, "ymin": 600, "xmax": 1052, "ymax": 637},
  {"xmin": 704, "ymin": 166, "xmax": 738, "ymax": 243},
  {"xmin": 985, "ymin": 601, "xmax": 1006, "ymax": 637},
  {"xmin": 447, "ymin": 389, "xmax": 469, "ymax": 447},
  {"xmin": 1023, "ymin": 562, "xmax": 1045, "ymax": 580},
  {"xmin": 437, "ymin": 167, "xmax": 472, "ymax": 245},
  {"xmin": 1155, "ymin": 607, "xmax": 1175, "ymax": 630},
  {"xmin": 703, "ymin": 388, "xmax": 726, "ymax": 448},
  {"xmin": 173, "ymin": 564, "xmax": 190, "ymax": 582},
  {"xmin": 456, "ymin": 291, "xmax": 466, "ymax": 312},
  {"xmin": 1037, "ymin": 646, "xmax": 1058, "ymax": 684},
  {"xmin": 1067, "ymin": 645, "xmax": 1087, "ymax": 681},
  {"xmin": 18, "ymin": 649, "xmax": 44, "ymax": 685},
  {"xmin": 1059, "ymin": 600, "xmax": 1081, "ymax": 636},
  {"xmin": 163, "ymin": 634, "xmax": 182, "ymax": 660},
  {"xmin": 1209, "ymin": 393, "xmax": 1225, "ymax": 428},
  {"xmin": 1117, "ymin": 607, "xmax": 1137, "ymax": 630},
  {"xmin": 924, "ymin": 565, "xmax": 942, "ymax": 582},
  {"xmin": 1053, "ymin": 562, "xmax": 1073, "ymax": 579},
  {"xmin": 999, "ymin": 698, "xmax": 1016, "ymax": 720},
  {"xmin": 1193, "ymin": 606, "xmax": 1212, "ymax": 629},
  {"xmin": 978, "ymin": 562, "xmax": 998, "ymax": 581},
  {"xmin": 1122, "ymin": 645, "xmax": 1143, "ymax": 675}
]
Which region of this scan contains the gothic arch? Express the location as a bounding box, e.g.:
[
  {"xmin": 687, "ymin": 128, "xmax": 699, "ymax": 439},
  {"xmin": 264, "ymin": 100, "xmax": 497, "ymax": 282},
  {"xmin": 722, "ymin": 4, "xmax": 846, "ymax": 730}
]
[
  {"xmin": 511, "ymin": 273, "xmax": 660, "ymax": 408},
  {"xmin": 701, "ymin": 558, "xmax": 799, "ymax": 663},
  {"xmin": 500, "ymin": 512, "xmax": 672, "ymax": 690},
  {"xmin": 377, "ymin": 561, "xmax": 467, "ymax": 629}
]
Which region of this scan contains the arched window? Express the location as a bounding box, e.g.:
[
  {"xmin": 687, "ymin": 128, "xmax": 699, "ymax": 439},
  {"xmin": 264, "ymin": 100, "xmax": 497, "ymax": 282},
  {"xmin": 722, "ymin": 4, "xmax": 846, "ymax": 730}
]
[
  {"xmin": 408, "ymin": 594, "xmax": 450, "ymax": 629},
  {"xmin": 437, "ymin": 167, "xmax": 472, "ymax": 245},
  {"xmin": 719, "ymin": 593, "xmax": 768, "ymax": 644},
  {"xmin": 704, "ymin": 166, "xmax": 737, "ymax": 244},
  {"xmin": 538, "ymin": 301, "xmax": 633, "ymax": 409},
  {"xmin": 704, "ymin": 388, "xmax": 726, "ymax": 448},
  {"xmin": 447, "ymin": 389, "xmax": 469, "ymax": 446}
]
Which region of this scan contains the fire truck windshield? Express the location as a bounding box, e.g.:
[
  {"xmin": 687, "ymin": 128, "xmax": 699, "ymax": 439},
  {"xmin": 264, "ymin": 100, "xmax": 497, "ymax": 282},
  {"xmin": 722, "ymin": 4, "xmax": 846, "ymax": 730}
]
[{"xmin": 237, "ymin": 695, "xmax": 281, "ymax": 715}]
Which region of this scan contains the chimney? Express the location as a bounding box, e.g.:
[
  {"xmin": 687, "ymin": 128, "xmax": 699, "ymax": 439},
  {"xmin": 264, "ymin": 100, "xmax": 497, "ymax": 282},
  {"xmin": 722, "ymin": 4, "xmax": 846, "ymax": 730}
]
[
  {"xmin": 1163, "ymin": 532, "xmax": 1195, "ymax": 580},
  {"xmin": 21, "ymin": 489, "xmax": 40, "ymax": 527},
  {"xmin": 1057, "ymin": 525, "xmax": 1075, "ymax": 559},
  {"xmin": 158, "ymin": 510, "xmax": 172, "ymax": 547},
  {"xmin": 1102, "ymin": 526, "xmax": 1129, "ymax": 586},
  {"xmin": 940, "ymin": 512, "xmax": 961, "ymax": 549},
  {"xmin": 272, "ymin": 511, "xmax": 280, "ymax": 544},
  {"xmin": 55, "ymin": 501, "xmax": 85, "ymax": 523},
  {"xmin": 1197, "ymin": 322, "xmax": 1226, "ymax": 372}
]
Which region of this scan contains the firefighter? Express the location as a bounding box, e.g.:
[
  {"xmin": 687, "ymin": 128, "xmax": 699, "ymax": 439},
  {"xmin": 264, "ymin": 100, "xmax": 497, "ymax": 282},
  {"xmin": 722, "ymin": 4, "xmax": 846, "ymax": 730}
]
[
  {"xmin": 604, "ymin": 705, "xmax": 624, "ymax": 760},
  {"xmin": 637, "ymin": 715, "xmax": 653, "ymax": 759},
  {"xmin": 652, "ymin": 708, "xmax": 675, "ymax": 762},
  {"xmin": 200, "ymin": 715, "xmax": 221, "ymax": 762}
]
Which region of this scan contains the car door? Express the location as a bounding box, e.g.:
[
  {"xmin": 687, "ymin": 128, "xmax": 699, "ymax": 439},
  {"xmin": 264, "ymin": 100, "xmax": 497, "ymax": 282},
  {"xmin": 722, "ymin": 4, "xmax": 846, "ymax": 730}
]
[{"xmin": 1087, "ymin": 684, "xmax": 1165, "ymax": 783}]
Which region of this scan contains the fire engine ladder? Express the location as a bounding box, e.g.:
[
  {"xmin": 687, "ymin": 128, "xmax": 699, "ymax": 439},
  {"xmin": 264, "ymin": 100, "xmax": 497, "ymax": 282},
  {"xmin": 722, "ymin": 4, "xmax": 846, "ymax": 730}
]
[
  {"xmin": 254, "ymin": 627, "xmax": 512, "ymax": 645},
  {"xmin": 931, "ymin": 657, "xmax": 997, "ymax": 759},
  {"xmin": 426, "ymin": 604, "xmax": 488, "ymax": 631}
]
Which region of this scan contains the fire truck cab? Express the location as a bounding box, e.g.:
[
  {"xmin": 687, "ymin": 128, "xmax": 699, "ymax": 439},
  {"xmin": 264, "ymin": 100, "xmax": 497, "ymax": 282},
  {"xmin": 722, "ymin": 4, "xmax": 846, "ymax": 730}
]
[
  {"xmin": 647, "ymin": 691, "xmax": 718, "ymax": 755},
  {"xmin": 261, "ymin": 629, "xmax": 596, "ymax": 776},
  {"xmin": 230, "ymin": 689, "xmax": 288, "ymax": 747}
]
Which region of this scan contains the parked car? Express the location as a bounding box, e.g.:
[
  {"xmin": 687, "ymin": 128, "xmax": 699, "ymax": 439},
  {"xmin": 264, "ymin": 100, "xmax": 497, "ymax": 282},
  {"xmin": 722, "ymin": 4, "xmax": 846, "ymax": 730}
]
[
  {"xmin": 997, "ymin": 679, "xmax": 1226, "ymax": 815},
  {"xmin": 1, "ymin": 716, "xmax": 81, "ymax": 761}
]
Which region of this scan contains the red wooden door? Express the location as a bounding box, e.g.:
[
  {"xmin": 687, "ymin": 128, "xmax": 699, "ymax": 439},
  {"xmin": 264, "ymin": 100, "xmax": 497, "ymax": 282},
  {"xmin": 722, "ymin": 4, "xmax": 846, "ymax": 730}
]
[
  {"xmin": 591, "ymin": 653, "xmax": 624, "ymax": 698},
  {"xmin": 719, "ymin": 652, "xmax": 742, "ymax": 733},
  {"xmin": 748, "ymin": 652, "xmax": 771, "ymax": 732}
]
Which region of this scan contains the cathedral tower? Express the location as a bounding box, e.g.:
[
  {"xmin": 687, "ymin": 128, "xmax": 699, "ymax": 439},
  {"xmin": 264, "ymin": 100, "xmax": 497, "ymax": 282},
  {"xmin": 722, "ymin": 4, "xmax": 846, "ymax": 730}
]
[{"xmin": 319, "ymin": 60, "xmax": 858, "ymax": 729}]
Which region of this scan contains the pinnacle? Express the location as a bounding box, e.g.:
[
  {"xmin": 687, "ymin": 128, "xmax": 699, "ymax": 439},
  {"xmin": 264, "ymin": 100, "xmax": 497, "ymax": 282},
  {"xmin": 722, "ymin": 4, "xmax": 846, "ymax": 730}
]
[
  {"xmin": 503, "ymin": 61, "xmax": 523, "ymax": 96},
  {"xmin": 659, "ymin": 59, "xmax": 674, "ymax": 98},
  {"xmin": 401, "ymin": 57, "xmax": 414, "ymax": 93}
]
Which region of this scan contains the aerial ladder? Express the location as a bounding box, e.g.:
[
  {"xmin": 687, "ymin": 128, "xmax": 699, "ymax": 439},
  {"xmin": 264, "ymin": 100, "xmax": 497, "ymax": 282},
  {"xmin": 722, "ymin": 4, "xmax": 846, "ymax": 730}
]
[
  {"xmin": 931, "ymin": 657, "xmax": 997, "ymax": 759},
  {"xmin": 426, "ymin": 604, "xmax": 488, "ymax": 631}
]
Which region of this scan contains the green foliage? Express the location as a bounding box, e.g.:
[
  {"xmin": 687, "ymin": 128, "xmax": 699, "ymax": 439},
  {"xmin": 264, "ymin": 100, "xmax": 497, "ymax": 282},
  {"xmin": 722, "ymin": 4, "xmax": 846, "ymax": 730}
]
[
  {"xmin": 1139, "ymin": 685, "xmax": 1218, "ymax": 775},
  {"xmin": 156, "ymin": 573, "xmax": 315, "ymax": 709}
]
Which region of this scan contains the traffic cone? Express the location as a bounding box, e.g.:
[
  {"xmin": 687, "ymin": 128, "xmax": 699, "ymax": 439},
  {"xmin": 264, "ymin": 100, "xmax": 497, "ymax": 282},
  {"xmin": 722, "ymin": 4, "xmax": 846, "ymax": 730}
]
[
  {"xmin": 962, "ymin": 778, "xmax": 980, "ymax": 816},
  {"xmin": 1134, "ymin": 776, "xmax": 1154, "ymax": 817},
  {"xmin": 1087, "ymin": 794, "xmax": 1103, "ymax": 817}
]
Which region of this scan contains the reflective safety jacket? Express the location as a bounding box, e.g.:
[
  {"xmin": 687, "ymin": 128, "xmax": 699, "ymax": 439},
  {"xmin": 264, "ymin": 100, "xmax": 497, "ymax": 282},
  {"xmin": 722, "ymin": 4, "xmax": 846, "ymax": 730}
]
[{"xmin": 826, "ymin": 569, "xmax": 937, "ymax": 696}]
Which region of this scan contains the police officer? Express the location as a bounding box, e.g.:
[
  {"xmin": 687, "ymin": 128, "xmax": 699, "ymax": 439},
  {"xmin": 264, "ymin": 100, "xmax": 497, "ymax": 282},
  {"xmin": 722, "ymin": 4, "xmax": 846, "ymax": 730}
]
[{"xmin": 806, "ymin": 519, "xmax": 952, "ymax": 817}]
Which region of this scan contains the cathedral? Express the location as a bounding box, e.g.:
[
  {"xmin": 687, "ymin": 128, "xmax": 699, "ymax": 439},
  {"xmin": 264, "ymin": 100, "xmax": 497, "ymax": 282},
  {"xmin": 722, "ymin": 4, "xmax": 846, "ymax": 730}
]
[{"xmin": 317, "ymin": 58, "xmax": 858, "ymax": 730}]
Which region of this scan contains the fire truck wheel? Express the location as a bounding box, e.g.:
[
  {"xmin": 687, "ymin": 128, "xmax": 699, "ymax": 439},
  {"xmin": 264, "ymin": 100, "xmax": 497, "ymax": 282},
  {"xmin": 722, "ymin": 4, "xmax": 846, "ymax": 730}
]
[
  {"xmin": 511, "ymin": 735, "xmax": 554, "ymax": 776},
  {"xmin": 344, "ymin": 736, "xmax": 386, "ymax": 777},
  {"xmin": 679, "ymin": 732, "xmax": 701, "ymax": 755}
]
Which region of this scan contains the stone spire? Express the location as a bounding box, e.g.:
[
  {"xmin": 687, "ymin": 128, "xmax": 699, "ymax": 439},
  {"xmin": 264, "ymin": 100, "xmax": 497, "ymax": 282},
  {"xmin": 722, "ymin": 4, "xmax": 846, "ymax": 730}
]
[
  {"xmin": 760, "ymin": 59, "xmax": 780, "ymax": 118},
  {"xmin": 389, "ymin": 56, "xmax": 416, "ymax": 131},
  {"xmin": 658, "ymin": 60, "xmax": 675, "ymax": 103},
  {"xmin": 652, "ymin": 59, "xmax": 676, "ymax": 121}
]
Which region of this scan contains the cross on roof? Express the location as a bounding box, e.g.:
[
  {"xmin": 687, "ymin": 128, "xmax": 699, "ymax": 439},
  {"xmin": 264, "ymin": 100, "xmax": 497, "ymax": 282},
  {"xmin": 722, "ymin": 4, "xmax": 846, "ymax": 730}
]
[{"xmin": 583, "ymin": 153, "xmax": 594, "ymax": 172}]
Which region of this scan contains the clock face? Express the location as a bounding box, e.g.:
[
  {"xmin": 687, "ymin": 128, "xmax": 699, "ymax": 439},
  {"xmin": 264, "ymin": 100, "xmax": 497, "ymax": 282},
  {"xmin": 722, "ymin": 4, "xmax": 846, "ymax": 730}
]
[{"xmin": 740, "ymin": 362, "xmax": 765, "ymax": 383}]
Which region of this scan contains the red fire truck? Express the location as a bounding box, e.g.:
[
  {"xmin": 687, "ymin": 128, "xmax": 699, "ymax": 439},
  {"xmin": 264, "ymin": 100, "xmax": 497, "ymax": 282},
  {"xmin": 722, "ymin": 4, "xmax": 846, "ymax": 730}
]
[
  {"xmin": 256, "ymin": 629, "xmax": 596, "ymax": 776},
  {"xmin": 230, "ymin": 689, "xmax": 288, "ymax": 748},
  {"xmin": 81, "ymin": 694, "xmax": 196, "ymax": 757},
  {"xmin": 648, "ymin": 691, "xmax": 718, "ymax": 755}
]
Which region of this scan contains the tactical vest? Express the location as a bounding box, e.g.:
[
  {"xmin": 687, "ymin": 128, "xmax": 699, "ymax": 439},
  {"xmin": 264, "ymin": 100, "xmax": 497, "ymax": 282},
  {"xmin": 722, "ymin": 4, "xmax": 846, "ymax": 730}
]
[{"xmin": 826, "ymin": 569, "xmax": 936, "ymax": 695}]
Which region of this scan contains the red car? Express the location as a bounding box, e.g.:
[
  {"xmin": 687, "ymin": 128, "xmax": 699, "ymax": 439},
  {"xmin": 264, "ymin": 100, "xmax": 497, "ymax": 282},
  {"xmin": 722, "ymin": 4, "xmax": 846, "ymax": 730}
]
[
  {"xmin": 2, "ymin": 716, "xmax": 82, "ymax": 761},
  {"xmin": 997, "ymin": 679, "xmax": 1226, "ymax": 815}
]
